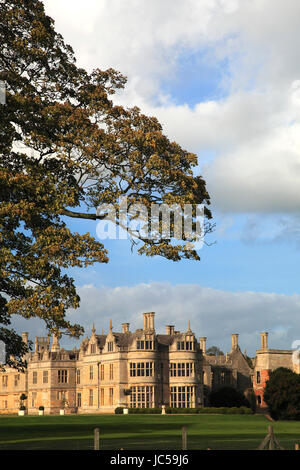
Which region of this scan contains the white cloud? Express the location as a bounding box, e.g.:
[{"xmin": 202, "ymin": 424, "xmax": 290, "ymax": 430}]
[
  {"xmin": 42, "ymin": 0, "xmax": 300, "ymax": 215},
  {"xmin": 66, "ymin": 282, "xmax": 300, "ymax": 356},
  {"xmin": 12, "ymin": 282, "xmax": 300, "ymax": 356}
]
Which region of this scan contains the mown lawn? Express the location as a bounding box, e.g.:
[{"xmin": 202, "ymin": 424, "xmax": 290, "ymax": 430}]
[{"xmin": 0, "ymin": 413, "xmax": 300, "ymax": 450}]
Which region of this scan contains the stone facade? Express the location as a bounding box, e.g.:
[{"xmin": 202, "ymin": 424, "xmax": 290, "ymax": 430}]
[
  {"xmin": 252, "ymin": 332, "xmax": 298, "ymax": 408},
  {"xmin": 0, "ymin": 313, "xmax": 207, "ymax": 414},
  {"xmin": 2, "ymin": 312, "xmax": 291, "ymax": 414},
  {"xmin": 202, "ymin": 334, "xmax": 253, "ymax": 405}
]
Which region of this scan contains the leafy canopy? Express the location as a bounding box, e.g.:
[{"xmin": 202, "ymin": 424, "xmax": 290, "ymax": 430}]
[
  {"xmin": 0, "ymin": 0, "xmax": 213, "ymax": 368},
  {"xmin": 264, "ymin": 367, "xmax": 300, "ymax": 420},
  {"xmin": 206, "ymin": 346, "xmax": 224, "ymax": 356}
]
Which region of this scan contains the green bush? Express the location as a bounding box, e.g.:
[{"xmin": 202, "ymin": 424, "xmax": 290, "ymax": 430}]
[
  {"xmin": 114, "ymin": 407, "xmax": 125, "ymax": 414},
  {"xmin": 244, "ymin": 389, "xmax": 257, "ymax": 414},
  {"xmin": 115, "ymin": 406, "xmax": 252, "ymax": 415},
  {"xmin": 209, "ymin": 387, "xmax": 250, "ymax": 408},
  {"xmin": 165, "ymin": 408, "xmax": 197, "ymax": 414},
  {"xmin": 219, "ymin": 407, "xmax": 229, "ymax": 414},
  {"xmin": 197, "ymin": 406, "xmax": 251, "ymax": 415},
  {"xmin": 123, "ymin": 408, "xmax": 162, "ymax": 414},
  {"xmin": 264, "ymin": 367, "xmax": 300, "ymax": 420}
]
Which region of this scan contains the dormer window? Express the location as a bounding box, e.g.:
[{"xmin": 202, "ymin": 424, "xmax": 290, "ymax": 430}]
[
  {"xmin": 108, "ymin": 341, "xmax": 114, "ymax": 352},
  {"xmin": 91, "ymin": 344, "xmax": 96, "ymax": 354},
  {"xmin": 137, "ymin": 340, "xmax": 153, "ymax": 350}
]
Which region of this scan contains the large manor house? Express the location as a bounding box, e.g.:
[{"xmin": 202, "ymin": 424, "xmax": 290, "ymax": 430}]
[{"xmin": 0, "ymin": 312, "xmax": 298, "ymax": 414}]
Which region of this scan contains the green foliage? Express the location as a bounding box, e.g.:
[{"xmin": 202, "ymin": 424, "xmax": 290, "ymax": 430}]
[
  {"xmin": 244, "ymin": 388, "xmax": 257, "ymax": 414},
  {"xmin": 114, "ymin": 407, "xmax": 125, "ymax": 414},
  {"xmin": 114, "ymin": 406, "xmax": 253, "ymax": 415},
  {"xmin": 126, "ymin": 408, "xmax": 162, "ymax": 414},
  {"xmin": 165, "ymin": 407, "xmax": 195, "ymax": 414},
  {"xmin": 209, "ymin": 387, "xmax": 250, "ymax": 408},
  {"xmin": 19, "ymin": 393, "xmax": 27, "ymax": 402},
  {"xmin": 197, "ymin": 406, "xmax": 251, "ymax": 414},
  {"xmin": 163, "ymin": 406, "xmax": 252, "ymax": 414},
  {"xmin": 206, "ymin": 346, "xmax": 224, "ymax": 356},
  {"xmin": 264, "ymin": 367, "xmax": 300, "ymax": 420},
  {"xmin": 0, "ymin": 0, "xmax": 213, "ymax": 367}
]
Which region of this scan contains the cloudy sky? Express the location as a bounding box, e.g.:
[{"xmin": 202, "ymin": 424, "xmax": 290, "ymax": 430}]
[{"xmin": 14, "ymin": 0, "xmax": 300, "ymax": 356}]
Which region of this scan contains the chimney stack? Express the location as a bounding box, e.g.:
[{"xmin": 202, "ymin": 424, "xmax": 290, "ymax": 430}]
[
  {"xmin": 21, "ymin": 332, "xmax": 28, "ymax": 346},
  {"xmin": 143, "ymin": 312, "xmax": 155, "ymax": 331},
  {"xmin": 166, "ymin": 325, "xmax": 175, "ymax": 335},
  {"xmin": 260, "ymin": 332, "xmax": 268, "ymax": 350},
  {"xmin": 231, "ymin": 334, "xmax": 239, "ymax": 351},
  {"xmin": 199, "ymin": 337, "xmax": 207, "ymax": 354},
  {"xmin": 122, "ymin": 323, "xmax": 130, "ymax": 333},
  {"xmin": 51, "ymin": 334, "xmax": 60, "ymax": 352}
]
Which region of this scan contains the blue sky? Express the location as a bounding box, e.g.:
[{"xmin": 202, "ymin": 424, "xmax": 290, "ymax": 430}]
[
  {"xmin": 12, "ymin": 0, "xmax": 300, "ymax": 357},
  {"xmin": 66, "ymin": 215, "xmax": 298, "ymax": 296}
]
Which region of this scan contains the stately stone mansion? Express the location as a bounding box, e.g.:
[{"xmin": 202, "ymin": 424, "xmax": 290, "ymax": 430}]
[{"xmin": 0, "ymin": 312, "xmax": 297, "ymax": 414}]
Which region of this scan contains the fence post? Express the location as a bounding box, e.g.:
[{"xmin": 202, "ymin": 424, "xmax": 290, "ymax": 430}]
[
  {"xmin": 258, "ymin": 425, "xmax": 284, "ymax": 450},
  {"xmin": 182, "ymin": 426, "xmax": 187, "ymax": 450},
  {"xmin": 94, "ymin": 428, "xmax": 100, "ymax": 450},
  {"xmin": 268, "ymin": 426, "xmax": 275, "ymax": 450}
]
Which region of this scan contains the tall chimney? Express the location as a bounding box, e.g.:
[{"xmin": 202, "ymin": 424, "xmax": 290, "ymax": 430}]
[
  {"xmin": 260, "ymin": 332, "xmax": 268, "ymax": 350},
  {"xmin": 143, "ymin": 312, "xmax": 155, "ymax": 331},
  {"xmin": 51, "ymin": 334, "xmax": 60, "ymax": 352},
  {"xmin": 166, "ymin": 325, "xmax": 175, "ymax": 335},
  {"xmin": 231, "ymin": 334, "xmax": 239, "ymax": 351},
  {"xmin": 21, "ymin": 332, "xmax": 28, "ymax": 346},
  {"xmin": 149, "ymin": 312, "xmax": 155, "ymax": 330},
  {"xmin": 122, "ymin": 323, "xmax": 130, "ymax": 333},
  {"xmin": 200, "ymin": 337, "xmax": 207, "ymax": 354}
]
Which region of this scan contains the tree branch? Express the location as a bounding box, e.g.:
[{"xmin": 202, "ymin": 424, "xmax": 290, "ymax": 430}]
[{"xmin": 62, "ymin": 208, "xmax": 105, "ymax": 220}]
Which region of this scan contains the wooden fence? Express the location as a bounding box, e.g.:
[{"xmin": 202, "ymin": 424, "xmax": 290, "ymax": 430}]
[{"xmin": 93, "ymin": 424, "xmax": 299, "ymax": 450}]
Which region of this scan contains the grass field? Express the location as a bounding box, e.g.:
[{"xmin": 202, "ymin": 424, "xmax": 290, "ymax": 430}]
[{"xmin": 0, "ymin": 413, "xmax": 300, "ymax": 450}]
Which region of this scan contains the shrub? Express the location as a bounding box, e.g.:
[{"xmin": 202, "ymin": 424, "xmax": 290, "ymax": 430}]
[
  {"xmin": 148, "ymin": 408, "xmax": 162, "ymax": 414},
  {"xmin": 244, "ymin": 388, "xmax": 257, "ymax": 414},
  {"xmin": 39, "ymin": 406, "xmax": 44, "ymax": 411},
  {"xmin": 114, "ymin": 407, "xmax": 125, "ymax": 414},
  {"xmin": 123, "ymin": 407, "xmax": 165, "ymax": 414},
  {"xmin": 197, "ymin": 406, "xmax": 250, "ymax": 414},
  {"xmin": 19, "ymin": 405, "xmax": 26, "ymax": 411},
  {"xmin": 116, "ymin": 406, "xmax": 252, "ymax": 415},
  {"xmin": 209, "ymin": 387, "xmax": 250, "ymax": 408},
  {"xmin": 264, "ymin": 367, "xmax": 300, "ymax": 420}
]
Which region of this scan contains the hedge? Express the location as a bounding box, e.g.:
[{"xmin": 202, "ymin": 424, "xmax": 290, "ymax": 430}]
[
  {"xmin": 115, "ymin": 406, "xmax": 252, "ymax": 415},
  {"xmin": 165, "ymin": 406, "xmax": 252, "ymax": 415}
]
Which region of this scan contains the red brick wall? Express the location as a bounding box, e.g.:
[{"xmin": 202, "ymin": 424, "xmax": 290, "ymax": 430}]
[{"xmin": 253, "ymin": 369, "xmax": 270, "ymax": 408}]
